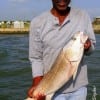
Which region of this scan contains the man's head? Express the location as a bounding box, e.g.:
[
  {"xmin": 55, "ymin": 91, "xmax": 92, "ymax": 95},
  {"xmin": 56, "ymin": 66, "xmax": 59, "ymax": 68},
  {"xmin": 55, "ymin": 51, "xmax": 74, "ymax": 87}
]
[{"xmin": 52, "ymin": 0, "xmax": 71, "ymax": 11}]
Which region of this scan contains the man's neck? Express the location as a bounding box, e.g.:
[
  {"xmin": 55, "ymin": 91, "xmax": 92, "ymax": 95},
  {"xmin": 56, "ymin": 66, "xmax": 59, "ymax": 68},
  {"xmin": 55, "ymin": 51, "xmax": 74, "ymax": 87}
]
[{"xmin": 51, "ymin": 7, "xmax": 70, "ymax": 25}]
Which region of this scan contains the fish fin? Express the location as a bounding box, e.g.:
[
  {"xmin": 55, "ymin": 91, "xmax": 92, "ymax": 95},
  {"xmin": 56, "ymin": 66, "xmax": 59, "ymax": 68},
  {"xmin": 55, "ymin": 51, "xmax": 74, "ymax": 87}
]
[
  {"xmin": 71, "ymin": 62, "xmax": 79, "ymax": 80},
  {"xmin": 80, "ymin": 32, "xmax": 88, "ymax": 44},
  {"xmin": 46, "ymin": 93, "xmax": 54, "ymax": 100},
  {"xmin": 73, "ymin": 68, "xmax": 78, "ymax": 80}
]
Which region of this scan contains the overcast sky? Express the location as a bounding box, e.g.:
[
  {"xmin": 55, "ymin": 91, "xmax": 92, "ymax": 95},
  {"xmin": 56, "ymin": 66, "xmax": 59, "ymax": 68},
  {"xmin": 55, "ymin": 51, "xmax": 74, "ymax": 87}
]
[{"xmin": 0, "ymin": 0, "xmax": 100, "ymax": 20}]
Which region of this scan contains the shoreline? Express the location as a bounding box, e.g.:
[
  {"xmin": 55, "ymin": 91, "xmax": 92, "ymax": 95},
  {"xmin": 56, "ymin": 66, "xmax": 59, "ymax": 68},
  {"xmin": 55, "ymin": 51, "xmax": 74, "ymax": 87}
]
[
  {"xmin": 0, "ymin": 27, "xmax": 100, "ymax": 34},
  {"xmin": 94, "ymin": 30, "xmax": 100, "ymax": 34},
  {"xmin": 0, "ymin": 28, "xmax": 29, "ymax": 34},
  {"xmin": 93, "ymin": 25, "xmax": 100, "ymax": 34}
]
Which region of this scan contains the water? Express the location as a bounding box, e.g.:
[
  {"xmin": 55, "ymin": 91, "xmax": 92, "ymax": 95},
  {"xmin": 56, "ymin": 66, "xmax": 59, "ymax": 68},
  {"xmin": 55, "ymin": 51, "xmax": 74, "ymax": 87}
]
[
  {"xmin": 0, "ymin": 33, "xmax": 100, "ymax": 100},
  {"xmin": 0, "ymin": 34, "xmax": 31, "ymax": 100}
]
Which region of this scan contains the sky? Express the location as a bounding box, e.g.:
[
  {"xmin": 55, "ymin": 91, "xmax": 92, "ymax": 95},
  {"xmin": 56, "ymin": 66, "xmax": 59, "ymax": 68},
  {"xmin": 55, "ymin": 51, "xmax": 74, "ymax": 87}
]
[{"xmin": 0, "ymin": 0, "xmax": 100, "ymax": 20}]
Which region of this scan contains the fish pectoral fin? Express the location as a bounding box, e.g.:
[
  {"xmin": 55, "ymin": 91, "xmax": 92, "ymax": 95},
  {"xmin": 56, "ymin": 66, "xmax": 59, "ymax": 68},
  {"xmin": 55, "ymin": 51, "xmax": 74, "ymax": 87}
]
[
  {"xmin": 81, "ymin": 33, "xmax": 88, "ymax": 44},
  {"xmin": 70, "ymin": 62, "xmax": 79, "ymax": 80},
  {"xmin": 46, "ymin": 93, "xmax": 54, "ymax": 100},
  {"xmin": 73, "ymin": 68, "xmax": 78, "ymax": 80}
]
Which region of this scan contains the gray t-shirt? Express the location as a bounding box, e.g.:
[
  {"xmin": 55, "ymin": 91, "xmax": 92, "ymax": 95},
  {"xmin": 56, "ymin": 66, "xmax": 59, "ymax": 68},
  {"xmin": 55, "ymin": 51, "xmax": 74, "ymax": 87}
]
[{"xmin": 29, "ymin": 8, "xmax": 96, "ymax": 93}]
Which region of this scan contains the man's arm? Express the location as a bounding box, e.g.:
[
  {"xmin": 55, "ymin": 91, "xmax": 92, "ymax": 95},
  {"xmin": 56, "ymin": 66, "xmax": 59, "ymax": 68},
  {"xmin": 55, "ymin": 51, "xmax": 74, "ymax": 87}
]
[
  {"xmin": 29, "ymin": 19, "xmax": 44, "ymax": 77},
  {"xmin": 84, "ymin": 12, "xmax": 96, "ymax": 55},
  {"xmin": 28, "ymin": 19, "xmax": 44, "ymax": 98}
]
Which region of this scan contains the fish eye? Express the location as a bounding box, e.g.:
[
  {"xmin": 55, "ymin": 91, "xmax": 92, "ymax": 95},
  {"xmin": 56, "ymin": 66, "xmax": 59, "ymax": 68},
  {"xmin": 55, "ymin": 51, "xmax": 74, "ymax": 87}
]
[{"xmin": 72, "ymin": 37, "xmax": 76, "ymax": 40}]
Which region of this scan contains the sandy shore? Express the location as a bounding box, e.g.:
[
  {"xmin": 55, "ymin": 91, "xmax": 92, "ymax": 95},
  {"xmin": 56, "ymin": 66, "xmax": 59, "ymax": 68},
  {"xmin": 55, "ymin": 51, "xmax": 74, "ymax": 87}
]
[
  {"xmin": 93, "ymin": 25, "xmax": 100, "ymax": 34},
  {"xmin": 0, "ymin": 26, "xmax": 100, "ymax": 34},
  {"xmin": 0, "ymin": 28, "xmax": 29, "ymax": 34}
]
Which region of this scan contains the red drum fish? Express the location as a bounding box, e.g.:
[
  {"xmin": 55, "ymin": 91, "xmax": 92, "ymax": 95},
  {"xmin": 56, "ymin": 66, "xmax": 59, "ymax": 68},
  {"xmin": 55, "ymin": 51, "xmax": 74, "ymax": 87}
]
[{"xmin": 26, "ymin": 32, "xmax": 88, "ymax": 100}]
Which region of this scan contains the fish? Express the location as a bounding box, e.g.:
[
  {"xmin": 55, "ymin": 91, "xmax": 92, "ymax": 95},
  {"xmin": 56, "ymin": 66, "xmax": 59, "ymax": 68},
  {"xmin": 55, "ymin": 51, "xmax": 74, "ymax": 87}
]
[{"xmin": 25, "ymin": 31, "xmax": 88, "ymax": 100}]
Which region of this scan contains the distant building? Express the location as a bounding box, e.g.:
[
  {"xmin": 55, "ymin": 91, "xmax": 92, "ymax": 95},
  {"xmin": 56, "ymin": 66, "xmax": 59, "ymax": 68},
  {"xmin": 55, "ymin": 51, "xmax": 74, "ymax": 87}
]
[
  {"xmin": 13, "ymin": 21, "xmax": 20, "ymax": 28},
  {"xmin": 0, "ymin": 20, "xmax": 30, "ymax": 29},
  {"xmin": 20, "ymin": 21, "xmax": 24, "ymax": 28},
  {"xmin": 6, "ymin": 21, "xmax": 11, "ymax": 28},
  {"xmin": 93, "ymin": 17, "xmax": 100, "ymax": 25},
  {"xmin": 0, "ymin": 22, "xmax": 1, "ymax": 28},
  {"xmin": 0, "ymin": 21, "xmax": 6, "ymax": 28},
  {"xmin": 95, "ymin": 17, "xmax": 100, "ymax": 21},
  {"xmin": 13, "ymin": 21, "xmax": 24, "ymax": 28}
]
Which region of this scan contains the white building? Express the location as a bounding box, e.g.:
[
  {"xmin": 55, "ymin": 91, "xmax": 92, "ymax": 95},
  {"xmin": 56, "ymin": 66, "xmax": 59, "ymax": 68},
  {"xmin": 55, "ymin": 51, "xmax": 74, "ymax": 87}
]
[
  {"xmin": 20, "ymin": 21, "xmax": 24, "ymax": 28},
  {"xmin": 0, "ymin": 22, "xmax": 1, "ymax": 28},
  {"xmin": 94, "ymin": 16, "xmax": 100, "ymax": 22},
  {"xmin": 13, "ymin": 21, "xmax": 24, "ymax": 28}
]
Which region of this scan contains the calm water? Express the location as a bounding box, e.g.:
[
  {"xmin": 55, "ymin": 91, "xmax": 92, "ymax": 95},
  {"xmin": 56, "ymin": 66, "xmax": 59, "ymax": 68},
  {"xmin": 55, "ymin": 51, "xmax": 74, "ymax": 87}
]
[{"xmin": 0, "ymin": 34, "xmax": 100, "ymax": 100}]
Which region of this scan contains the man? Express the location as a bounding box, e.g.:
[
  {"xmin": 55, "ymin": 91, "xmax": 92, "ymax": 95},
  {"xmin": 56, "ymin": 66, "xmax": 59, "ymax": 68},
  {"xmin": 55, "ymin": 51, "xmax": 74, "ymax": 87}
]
[{"xmin": 28, "ymin": 0, "xmax": 96, "ymax": 100}]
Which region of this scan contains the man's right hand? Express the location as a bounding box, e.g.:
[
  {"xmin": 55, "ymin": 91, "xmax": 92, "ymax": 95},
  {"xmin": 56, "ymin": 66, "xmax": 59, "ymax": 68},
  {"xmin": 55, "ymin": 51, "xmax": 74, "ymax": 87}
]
[
  {"xmin": 27, "ymin": 84, "xmax": 36, "ymax": 98},
  {"xmin": 27, "ymin": 76, "xmax": 45, "ymax": 100}
]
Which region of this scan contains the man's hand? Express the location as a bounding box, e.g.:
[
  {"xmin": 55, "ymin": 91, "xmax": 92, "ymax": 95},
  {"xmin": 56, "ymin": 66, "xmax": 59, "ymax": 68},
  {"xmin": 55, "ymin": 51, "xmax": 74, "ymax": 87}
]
[
  {"xmin": 27, "ymin": 85, "xmax": 36, "ymax": 98},
  {"xmin": 27, "ymin": 76, "xmax": 45, "ymax": 100},
  {"xmin": 84, "ymin": 38, "xmax": 91, "ymax": 51}
]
